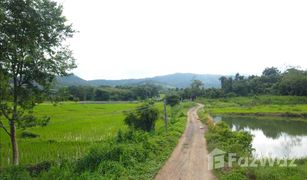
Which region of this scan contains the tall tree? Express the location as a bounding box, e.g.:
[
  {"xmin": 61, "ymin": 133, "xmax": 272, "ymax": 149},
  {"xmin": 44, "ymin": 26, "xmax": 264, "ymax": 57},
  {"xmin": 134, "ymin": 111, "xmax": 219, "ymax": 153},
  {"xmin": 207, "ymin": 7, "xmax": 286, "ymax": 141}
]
[
  {"xmin": 278, "ymin": 68, "xmax": 307, "ymax": 96},
  {"xmin": 262, "ymin": 67, "xmax": 281, "ymax": 77},
  {"xmin": 0, "ymin": 0, "xmax": 75, "ymax": 165},
  {"xmin": 190, "ymin": 80, "xmax": 204, "ymax": 100},
  {"xmin": 261, "ymin": 67, "xmax": 281, "ymax": 94},
  {"xmin": 219, "ymin": 76, "xmax": 233, "ymax": 93}
]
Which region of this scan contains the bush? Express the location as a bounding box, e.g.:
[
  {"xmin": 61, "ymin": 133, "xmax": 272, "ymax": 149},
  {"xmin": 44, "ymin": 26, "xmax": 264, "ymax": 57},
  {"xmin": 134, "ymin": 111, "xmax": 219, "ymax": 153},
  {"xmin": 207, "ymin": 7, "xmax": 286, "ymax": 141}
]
[
  {"xmin": 165, "ymin": 94, "xmax": 180, "ymax": 107},
  {"xmin": 124, "ymin": 102, "xmax": 159, "ymax": 131},
  {"xmin": 206, "ymin": 122, "xmax": 253, "ymax": 158},
  {"xmin": 75, "ymin": 131, "xmax": 153, "ymax": 173},
  {"xmin": 20, "ymin": 131, "xmax": 40, "ymax": 138}
]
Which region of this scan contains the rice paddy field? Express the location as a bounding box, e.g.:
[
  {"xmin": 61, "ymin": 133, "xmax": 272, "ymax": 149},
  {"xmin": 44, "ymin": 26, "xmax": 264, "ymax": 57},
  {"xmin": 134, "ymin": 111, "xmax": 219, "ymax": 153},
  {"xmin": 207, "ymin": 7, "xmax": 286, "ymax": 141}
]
[{"xmin": 0, "ymin": 102, "xmax": 167, "ymax": 167}]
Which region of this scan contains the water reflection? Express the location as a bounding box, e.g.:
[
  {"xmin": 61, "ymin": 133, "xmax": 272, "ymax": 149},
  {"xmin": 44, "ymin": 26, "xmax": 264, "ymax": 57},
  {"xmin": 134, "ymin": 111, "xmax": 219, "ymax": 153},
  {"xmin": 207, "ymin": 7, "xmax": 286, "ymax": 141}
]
[{"xmin": 214, "ymin": 116, "xmax": 307, "ymax": 159}]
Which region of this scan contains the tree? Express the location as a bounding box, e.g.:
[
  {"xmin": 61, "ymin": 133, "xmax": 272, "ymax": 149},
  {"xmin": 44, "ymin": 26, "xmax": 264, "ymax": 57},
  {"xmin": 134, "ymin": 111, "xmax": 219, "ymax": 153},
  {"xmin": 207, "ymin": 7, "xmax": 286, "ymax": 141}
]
[
  {"xmin": 278, "ymin": 68, "xmax": 307, "ymax": 96},
  {"xmin": 131, "ymin": 84, "xmax": 160, "ymax": 100},
  {"xmin": 95, "ymin": 89, "xmax": 110, "ymax": 101},
  {"xmin": 232, "ymin": 79, "xmax": 248, "ymax": 96},
  {"xmin": 262, "ymin": 67, "xmax": 280, "ymax": 77},
  {"xmin": 204, "ymin": 88, "xmax": 223, "ymax": 98},
  {"xmin": 190, "ymin": 80, "xmax": 204, "ymax": 100},
  {"xmin": 124, "ymin": 102, "xmax": 159, "ymax": 132},
  {"xmin": 234, "ymin": 73, "xmax": 244, "ymax": 81},
  {"xmin": 260, "ymin": 67, "xmax": 281, "ymax": 93},
  {"xmin": 0, "ymin": 0, "xmax": 75, "ymax": 165},
  {"xmin": 219, "ymin": 76, "xmax": 233, "ymax": 93},
  {"xmin": 165, "ymin": 94, "xmax": 180, "ymax": 107}
]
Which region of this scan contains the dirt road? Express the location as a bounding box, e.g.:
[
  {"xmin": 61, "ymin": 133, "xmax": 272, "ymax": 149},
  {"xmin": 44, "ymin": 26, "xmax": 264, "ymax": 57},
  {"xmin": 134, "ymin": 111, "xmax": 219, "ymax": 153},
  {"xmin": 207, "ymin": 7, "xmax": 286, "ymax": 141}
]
[{"xmin": 155, "ymin": 104, "xmax": 216, "ymax": 180}]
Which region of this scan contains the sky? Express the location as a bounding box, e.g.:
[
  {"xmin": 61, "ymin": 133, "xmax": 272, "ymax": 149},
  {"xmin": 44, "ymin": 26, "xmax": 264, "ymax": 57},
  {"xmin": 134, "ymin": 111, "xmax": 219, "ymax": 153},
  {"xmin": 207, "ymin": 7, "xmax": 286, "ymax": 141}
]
[{"xmin": 55, "ymin": 0, "xmax": 307, "ymax": 80}]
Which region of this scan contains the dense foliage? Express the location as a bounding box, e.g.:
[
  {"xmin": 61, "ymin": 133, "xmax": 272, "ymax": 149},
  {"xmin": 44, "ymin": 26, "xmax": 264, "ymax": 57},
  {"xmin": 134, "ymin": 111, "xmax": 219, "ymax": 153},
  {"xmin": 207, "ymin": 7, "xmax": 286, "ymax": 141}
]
[
  {"xmin": 53, "ymin": 84, "xmax": 161, "ymax": 101},
  {"xmin": 217, "ymin": 67, "xmax": 307, "ymax": 97},
  {"xmin": 124, "ymin": 102, "xmax": 159, "ymax": 131},
  {"xmin": 205, "ymin": 120, "xmax": 253, "ymax": 159},
  {"xmin": 165, "ymin": 94, "xmax": 181, "ymax": 107},
  {"xmin": 159, "ymin": 67, "xmax": 307, "ymax": 101}
]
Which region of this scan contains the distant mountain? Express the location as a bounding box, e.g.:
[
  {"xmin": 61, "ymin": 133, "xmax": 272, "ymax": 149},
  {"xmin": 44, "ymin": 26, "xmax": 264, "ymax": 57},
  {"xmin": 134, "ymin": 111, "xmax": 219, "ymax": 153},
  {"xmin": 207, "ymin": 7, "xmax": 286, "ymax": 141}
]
[
  {"xmin": 57, "ymin": 73, "xmax": 222, "ymax": 88},
  {"xmin": 150, "ymin": 73, "xmax": 221, "ymax": 88},
  {"xmin": 56, "ymin": 75, "xmax": 90, "ymax": 86}
]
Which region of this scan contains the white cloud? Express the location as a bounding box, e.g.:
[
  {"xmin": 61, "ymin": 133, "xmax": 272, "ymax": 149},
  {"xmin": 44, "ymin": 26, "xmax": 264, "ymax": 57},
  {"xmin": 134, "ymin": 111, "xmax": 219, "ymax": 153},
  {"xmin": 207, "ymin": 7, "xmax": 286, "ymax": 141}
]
[{"xmin": 55, "ymin": 0, "xmax": 307, "ymax": 80}]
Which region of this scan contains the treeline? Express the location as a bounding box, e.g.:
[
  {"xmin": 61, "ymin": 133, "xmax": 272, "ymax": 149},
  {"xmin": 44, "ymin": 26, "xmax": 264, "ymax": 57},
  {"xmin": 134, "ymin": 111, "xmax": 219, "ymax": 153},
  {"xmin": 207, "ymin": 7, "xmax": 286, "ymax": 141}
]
[
  {"xmin": 167, "ymin": 67, "xmax": 307, "ymax": 99},
  {"xmin": 217, "ymin": 67, "xmax": 307, "ymax": 97},
  {"xmin": 53, "ymin": 84, "xmax": 161, "ymax": 101}
]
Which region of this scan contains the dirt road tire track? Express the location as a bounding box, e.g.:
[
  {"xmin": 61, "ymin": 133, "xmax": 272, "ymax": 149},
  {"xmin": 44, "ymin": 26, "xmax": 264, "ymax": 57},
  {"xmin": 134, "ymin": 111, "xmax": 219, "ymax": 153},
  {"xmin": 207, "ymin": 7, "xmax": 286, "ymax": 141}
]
[{"xmin": 155, "ymin": 103, "xmax": 216, "ymax": 180}]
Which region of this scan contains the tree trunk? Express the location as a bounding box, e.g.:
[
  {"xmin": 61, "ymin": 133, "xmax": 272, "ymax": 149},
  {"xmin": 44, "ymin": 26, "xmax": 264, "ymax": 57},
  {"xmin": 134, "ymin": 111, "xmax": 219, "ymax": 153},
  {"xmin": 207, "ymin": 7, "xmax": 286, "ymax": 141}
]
[
  {"xmin": 9, "ymin": 120, "xmax": 19, "ymax": 165},
  {"xmin": 11, "ymin": 75, "xmax": 19, "ymax": 165}
]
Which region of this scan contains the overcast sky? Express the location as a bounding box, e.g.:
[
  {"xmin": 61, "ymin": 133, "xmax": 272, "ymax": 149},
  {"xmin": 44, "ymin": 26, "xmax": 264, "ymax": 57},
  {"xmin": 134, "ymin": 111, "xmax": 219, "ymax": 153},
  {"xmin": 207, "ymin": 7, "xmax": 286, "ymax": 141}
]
[{"xmin": 55, "ymin": 0, "xmax": 307, "ymax": 80}]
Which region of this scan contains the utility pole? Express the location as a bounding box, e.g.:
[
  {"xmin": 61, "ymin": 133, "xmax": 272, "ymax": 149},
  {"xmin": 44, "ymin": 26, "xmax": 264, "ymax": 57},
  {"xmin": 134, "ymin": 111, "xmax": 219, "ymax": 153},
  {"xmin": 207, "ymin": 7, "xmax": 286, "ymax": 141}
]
[
  {"xmin": 163, "ymin": 98, "xmax": 168, "ymax": 132},
  {"xmin": 0, "ymin": 130, "xmax": 1, "ymax": 167}
]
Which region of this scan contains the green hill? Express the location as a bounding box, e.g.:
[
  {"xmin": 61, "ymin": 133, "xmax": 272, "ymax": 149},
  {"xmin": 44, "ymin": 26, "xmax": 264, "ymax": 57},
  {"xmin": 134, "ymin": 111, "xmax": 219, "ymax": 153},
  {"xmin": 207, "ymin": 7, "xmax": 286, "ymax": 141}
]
[{"xmin": 57, "ymin": 73, "xmax": 222, "ymax": 88}]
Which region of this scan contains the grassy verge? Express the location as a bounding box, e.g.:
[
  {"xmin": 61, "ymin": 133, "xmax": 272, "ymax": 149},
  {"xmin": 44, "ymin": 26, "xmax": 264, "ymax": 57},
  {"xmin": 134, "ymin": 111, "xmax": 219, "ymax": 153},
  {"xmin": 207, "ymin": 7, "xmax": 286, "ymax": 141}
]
[{"xmin": 0, "ymin": 102, "xmax": 195, "ymax": 179}]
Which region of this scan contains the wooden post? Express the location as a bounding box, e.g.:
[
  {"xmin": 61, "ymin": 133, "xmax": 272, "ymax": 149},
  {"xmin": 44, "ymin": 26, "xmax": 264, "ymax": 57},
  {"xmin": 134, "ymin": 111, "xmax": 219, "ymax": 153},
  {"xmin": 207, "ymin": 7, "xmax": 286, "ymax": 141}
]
[{"xmin": 164, "ymin": 99, "xmax": 168, "ymax": 131}]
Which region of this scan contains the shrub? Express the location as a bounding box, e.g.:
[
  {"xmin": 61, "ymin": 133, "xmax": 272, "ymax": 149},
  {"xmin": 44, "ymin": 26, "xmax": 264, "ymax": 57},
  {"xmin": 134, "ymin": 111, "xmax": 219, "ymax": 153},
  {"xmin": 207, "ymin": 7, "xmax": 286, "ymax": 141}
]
[
  {"xmin": 124, "ymin": 102, "xmax": 159, "ymax": 131},
  {"xmin": 165, "ymin": 94, "xmax": 180, "ymax": 107},
  {"xmin": 20, "ymin": 131, "xmax": 40, "ymax": 138},
  {"xmin": 206, "ymin": 121, "xmax": 253, "ymax": 159},
  {"xmin": 75, "ymin": 131, "xmax": 153, "ymax": 173}
]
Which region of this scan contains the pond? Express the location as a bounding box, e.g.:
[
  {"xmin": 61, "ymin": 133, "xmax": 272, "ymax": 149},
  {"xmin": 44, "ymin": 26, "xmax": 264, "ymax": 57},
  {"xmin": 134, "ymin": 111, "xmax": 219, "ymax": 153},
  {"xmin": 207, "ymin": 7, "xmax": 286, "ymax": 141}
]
[{"xmin": 213, "ymin": 116, "xmax": 307, "ymax": 159}]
